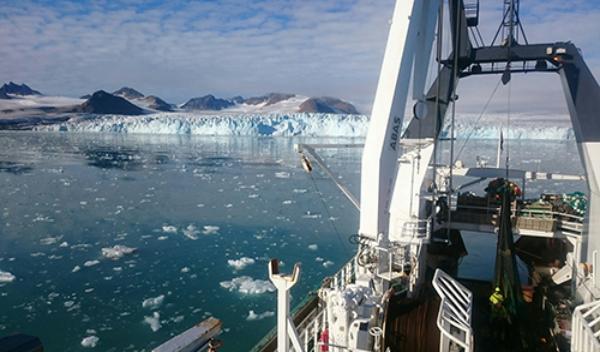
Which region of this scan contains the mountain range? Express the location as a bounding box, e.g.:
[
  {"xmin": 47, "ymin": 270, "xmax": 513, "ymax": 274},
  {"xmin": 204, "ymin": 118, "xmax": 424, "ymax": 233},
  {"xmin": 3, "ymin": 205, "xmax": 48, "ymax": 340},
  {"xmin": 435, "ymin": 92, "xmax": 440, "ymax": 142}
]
[{"xmin": 0, "ymin": 83, "xmax": 360, "ymax": 116}]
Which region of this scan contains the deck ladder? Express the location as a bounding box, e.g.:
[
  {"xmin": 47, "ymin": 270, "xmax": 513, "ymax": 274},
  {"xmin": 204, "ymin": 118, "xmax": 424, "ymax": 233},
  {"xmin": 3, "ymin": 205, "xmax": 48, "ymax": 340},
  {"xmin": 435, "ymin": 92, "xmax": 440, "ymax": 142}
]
[{"xmin": 432, "ymin": 269, "xmax": 474, "ymax": 352}]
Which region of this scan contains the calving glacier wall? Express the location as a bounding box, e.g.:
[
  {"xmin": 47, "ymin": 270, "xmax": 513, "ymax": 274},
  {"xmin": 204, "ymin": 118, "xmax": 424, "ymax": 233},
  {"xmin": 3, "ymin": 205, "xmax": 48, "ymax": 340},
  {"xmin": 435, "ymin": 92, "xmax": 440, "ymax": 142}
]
[{"xmin": 36, "ymin": 112, "xmax": 575, "ymax": 139}]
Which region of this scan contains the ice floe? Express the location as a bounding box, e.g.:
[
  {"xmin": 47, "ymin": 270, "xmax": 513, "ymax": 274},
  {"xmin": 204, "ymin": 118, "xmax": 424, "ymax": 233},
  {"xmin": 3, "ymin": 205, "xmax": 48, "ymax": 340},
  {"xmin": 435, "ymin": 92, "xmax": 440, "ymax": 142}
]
[
  {"xmin": 83, "ymin": 260, "xmax": 100, "ymax": 267},
  {"xmin": 143, "ymin": 312, "xmax": 161, "ymax": 332},
  {"xmin": 0, "ymin": 270, "xmax": 15, "ymax": 283},
  {"xmin": 227, "ymin": 257, "xmax": 255, "ymax": 271},
  {"xmin": 275, "ymin": 172, "xmax": 290, "ymax": 179},
  {"xmin": 182, "ymin": 224, "xmax": 200, "ymax": 240},
  {"xmin": 81, "ymin": 335, "xmax": 99, "ymax": 348},
  {"xmin": 101, "ymin": 245, "xmax": 136, "ymax": 260},
  {"xmin": 219, "ymin": 276, "xmax": 275, "ymax": 295},
  {"xmin": 40, "ymin": 235, "xmax": 63, "ymax": 245},
  {"xmin": 323, "ymin": 260, "xmax": 335, "ymax": 268},
  {"xmin": 142, "ymin": 294, "xmax": 165, "ymax": 309},
  {"xmin": 246, "ymin": 310, "xmax": 275, "ymax": 321},
  {"xmin": 72, "ymin": 265, "xmax": 81, "ymax": 273},
  {"xmin": 202, "ymin": 225, "xmax": 220, "ymax": 235},
  {"xmin": 308, "ymin": 244, "xmax": 318, "ymax": 251},
  {"xmin": 162, "ymin": 225, "xmax": 177, "ymax": 233}
]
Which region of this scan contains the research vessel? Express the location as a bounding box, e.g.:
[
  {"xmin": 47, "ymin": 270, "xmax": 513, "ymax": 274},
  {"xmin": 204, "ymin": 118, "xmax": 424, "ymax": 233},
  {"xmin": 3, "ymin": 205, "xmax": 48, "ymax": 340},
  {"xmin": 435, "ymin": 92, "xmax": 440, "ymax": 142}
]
[{"xmin": 250, "ymin": 0, "xmax": 600, "ymax": 351}]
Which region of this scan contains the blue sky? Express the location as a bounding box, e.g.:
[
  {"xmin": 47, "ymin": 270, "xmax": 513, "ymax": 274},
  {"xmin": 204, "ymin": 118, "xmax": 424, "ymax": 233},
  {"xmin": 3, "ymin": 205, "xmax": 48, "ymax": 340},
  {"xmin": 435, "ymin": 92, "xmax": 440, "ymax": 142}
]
[{"xmin": 0, "ymin": 0, "xmax": 599, "ymax": 113}]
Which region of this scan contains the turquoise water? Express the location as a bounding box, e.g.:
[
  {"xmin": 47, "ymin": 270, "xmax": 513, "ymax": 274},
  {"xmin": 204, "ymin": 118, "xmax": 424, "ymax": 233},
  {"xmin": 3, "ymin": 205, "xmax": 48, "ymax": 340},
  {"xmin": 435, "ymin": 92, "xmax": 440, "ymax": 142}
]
[{"xmin": 0, "ymin": 132, "xmax": 585, "ymax": 351}]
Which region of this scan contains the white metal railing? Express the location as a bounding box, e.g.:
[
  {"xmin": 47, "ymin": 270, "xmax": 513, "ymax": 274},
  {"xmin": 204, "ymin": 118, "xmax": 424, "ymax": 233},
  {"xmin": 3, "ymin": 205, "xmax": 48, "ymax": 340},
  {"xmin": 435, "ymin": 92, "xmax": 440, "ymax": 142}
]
[
  {"xmin": 571, "ymin": 299, "xmax": 600, "ymax": 352},
  {"xmin": 452, "ymin": 203, "xmax": 585, "ymax": 237},
  {"xmin": 400, "ymin": 218, "xmax": 432, "ymax": 241},
  {"xmin": 331, "ymin": 256, "xmax": 357, "ymax": 290},
  {"xmin": 432, "ymin": 269, "xmax": 473, "ymax": 352},
  {"xmin": 297, "ymin": 308, "xmax": 327, "ymax": 352}
]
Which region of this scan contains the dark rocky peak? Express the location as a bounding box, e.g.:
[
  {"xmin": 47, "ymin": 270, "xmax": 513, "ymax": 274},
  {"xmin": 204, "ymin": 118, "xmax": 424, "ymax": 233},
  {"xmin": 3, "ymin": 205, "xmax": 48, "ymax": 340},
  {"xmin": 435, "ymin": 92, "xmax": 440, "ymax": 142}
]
[
  {"xmin": 181, "ymin": 95, "xmax": 233, "ymax": 111},
  {"xmin": 0, "ymin": 82, "xmax": 42, "ymax": 96},
  {"xmin": 75, "ymin": 90, "xmax": 145, "ymax": 115},
  {"xmin": 298, "ymin": 97, "xmax": 359, "ymax": 114}
]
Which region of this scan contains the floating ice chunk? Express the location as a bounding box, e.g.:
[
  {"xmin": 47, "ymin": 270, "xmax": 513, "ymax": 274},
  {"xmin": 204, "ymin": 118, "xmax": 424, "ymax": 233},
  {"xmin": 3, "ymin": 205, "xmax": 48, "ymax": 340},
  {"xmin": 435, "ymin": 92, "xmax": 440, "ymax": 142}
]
[
  {"xmin": 293, "ymin": 189, "xmax": 307, "ymax": 193},
  {"xmin": 275, "ymin": 172, "xmax": 290, "ymax": 179},
  {"xmin": 64, "ymin": 300, "xmax": 75, "ymax": 308},
  {"xmin": 180, "ymin": 267, "xmax": 190, "ymax": 273},
  {"xmin": 323, "ymin": 261, "xmax": 334, "ymax": 268},
  {"xmin": 0, "ymin": 270, "xmax": 15, "ymax": 283},
  {"xmin": 144, "ymin": 312, "xmax": 161, "ymax": 332},
  {"xmin": 157, "ymin": 236, "xmax": 168, "ymax": 241},
  {"xmin": 315, "ymin": 257, "xmax": 324, "ymax": 262},
  {"xmin": 142, "ymin": 294, "xmax": 165, "ymax": 309},
  {"xmin": 72, "ymin": 265, "xmax": 81, "ymax": 273},
  {"xmin": 202, "ymin": 225, "xmax": 219, "ymax": 235},
  {"xmin": 172, "ymin": 315, "xmax": 184, "ymax": 323},
  {"xmin": 83, "ymin": 260, "xmax": 100, "ymax": 267},
  {"xmin": 227, "ymin": 257, "xmax": 255, "ymax": 270},
  {"xmin": 308, "ymin": 244, "xmax": 318, "ymax": 251},
  {"xmin": 81, "ymin": 335, "xmax": 99, "ymax": 348},
  {"xmin": 220, "ymin": 276, "xmax": 275, "ymax": 295},
  {"xmin": 101, "ymin": 245, "xmax": 136, "ymax": 260},
  {"xmin": 182, "ymin": 225, "xmax": 200, "ymax": 240},
  {"xmin": 40, "ymin": 235, "xmax": 63, "ymax": 245},
  {"xmin": 302, "ymin": 211, "xmax": 321, "ymax": 219},
  {"xmin": 248, "ymin": 194, "xmax": 259, "ymax": 199},
  {"xmin": 246, "ymin": 310, "xmax": 275, "ymax": 321},
  {"xmin": 162, "ymin": 225, "xmax": 177, "ymax": 233},
  {"xmin": 282, "ymin": 200, "xmax": 292, "ymax": 205},
  {"xmin": 59, "ymin": 241, "xmax": 69, "ymax": 248}
]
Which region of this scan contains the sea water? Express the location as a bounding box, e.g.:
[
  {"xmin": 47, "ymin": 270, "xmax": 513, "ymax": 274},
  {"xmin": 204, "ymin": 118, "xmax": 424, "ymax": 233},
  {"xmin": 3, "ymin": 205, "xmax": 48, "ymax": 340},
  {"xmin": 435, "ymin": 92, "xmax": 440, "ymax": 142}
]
[{"xmin": 0, "ymin": 132, "xmax": 585, "ymax": 351}]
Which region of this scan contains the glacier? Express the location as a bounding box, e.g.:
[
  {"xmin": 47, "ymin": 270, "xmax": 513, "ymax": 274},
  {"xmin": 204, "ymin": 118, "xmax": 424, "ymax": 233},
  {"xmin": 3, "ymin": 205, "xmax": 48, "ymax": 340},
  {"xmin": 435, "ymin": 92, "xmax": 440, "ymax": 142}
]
[{"xmin": 34, "ymin": 112, "xmax": 575, "ymax": 140}]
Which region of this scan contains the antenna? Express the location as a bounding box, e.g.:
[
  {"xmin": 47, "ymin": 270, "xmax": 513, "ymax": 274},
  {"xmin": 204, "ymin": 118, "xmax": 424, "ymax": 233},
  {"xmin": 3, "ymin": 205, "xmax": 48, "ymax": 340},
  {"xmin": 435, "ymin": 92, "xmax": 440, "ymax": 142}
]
[{"xmin": 491, "ymin": 0, "xmax": 529, "ymax": 46}]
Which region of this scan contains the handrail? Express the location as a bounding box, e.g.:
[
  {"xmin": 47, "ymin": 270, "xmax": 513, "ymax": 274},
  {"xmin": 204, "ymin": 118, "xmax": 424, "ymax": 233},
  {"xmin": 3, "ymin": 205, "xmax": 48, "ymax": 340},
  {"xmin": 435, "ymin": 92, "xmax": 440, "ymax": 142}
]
[
  {"xmin": 432, "ymin": 269, "xmax": 473, "ymax": 352},
  {"xmin": 572, "ymin": 299, "xmax": 600, "ymax": 352}
]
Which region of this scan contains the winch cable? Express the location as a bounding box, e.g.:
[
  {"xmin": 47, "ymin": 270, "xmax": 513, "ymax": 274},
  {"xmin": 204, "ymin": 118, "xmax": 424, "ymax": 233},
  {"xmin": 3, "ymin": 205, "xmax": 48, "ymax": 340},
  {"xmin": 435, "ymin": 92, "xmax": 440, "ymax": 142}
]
[{"xmin": 307, "ymin": 168, "xmax": 353, "ymax": 255}]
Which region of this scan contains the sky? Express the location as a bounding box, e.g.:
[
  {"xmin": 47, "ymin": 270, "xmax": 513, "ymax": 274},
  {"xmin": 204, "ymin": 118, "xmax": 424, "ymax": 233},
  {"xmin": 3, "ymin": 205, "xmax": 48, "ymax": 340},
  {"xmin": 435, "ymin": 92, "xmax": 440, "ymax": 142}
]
[{"xmin": 0, "ymin": 0, "xmax": 599, "ymax": 114}]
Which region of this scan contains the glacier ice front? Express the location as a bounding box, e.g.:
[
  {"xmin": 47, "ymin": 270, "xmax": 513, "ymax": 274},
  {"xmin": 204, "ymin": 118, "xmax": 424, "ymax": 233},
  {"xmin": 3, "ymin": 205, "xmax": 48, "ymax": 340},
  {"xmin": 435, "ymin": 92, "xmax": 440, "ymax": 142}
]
[
  {"xmin": 34, "ymin": 112, "xmax": 575, "ymax": 139},
  {"xmin": 37, "ymin": 112, "xmax": 368, "ymax": 137}
]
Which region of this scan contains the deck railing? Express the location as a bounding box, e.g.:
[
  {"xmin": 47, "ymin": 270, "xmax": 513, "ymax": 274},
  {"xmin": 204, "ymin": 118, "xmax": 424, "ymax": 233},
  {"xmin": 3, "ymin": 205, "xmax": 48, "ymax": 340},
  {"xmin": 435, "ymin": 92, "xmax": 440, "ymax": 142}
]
[
  {"xmin": 432, "ymin": 269, "xmax": 473, "ymax": 352},
  {"xmin": 450, "ymin": 203, "xmax": 585, "ymax": 237},
  {"xmin": 571, "ymin": 299, "xmax": 600, "ymax": 352}
]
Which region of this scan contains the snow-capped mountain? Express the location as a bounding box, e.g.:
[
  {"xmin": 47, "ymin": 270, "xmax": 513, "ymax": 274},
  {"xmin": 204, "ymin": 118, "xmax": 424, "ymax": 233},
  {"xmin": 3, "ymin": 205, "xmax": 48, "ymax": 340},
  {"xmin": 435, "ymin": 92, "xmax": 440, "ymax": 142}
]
[
  {"xmin": 112, "ymin": 87, "xmax": 144, "ymax": 100},
  {"xmin": 0, "ymin": 82, "xmax": 42, "ymax": 96}
]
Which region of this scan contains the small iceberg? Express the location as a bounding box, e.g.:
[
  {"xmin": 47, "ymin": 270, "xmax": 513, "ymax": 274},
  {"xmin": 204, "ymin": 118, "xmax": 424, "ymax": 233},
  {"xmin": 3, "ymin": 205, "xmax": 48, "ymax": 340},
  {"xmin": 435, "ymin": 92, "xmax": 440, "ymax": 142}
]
[
  {"xmin": 219, "ymin": 276, "xmax": 275, "ymax": 295},
  {"xmin": 143, "ymin": 312, "xmax": 161, "ymax": 332},
  {"xmin": 81, "ymin": 335, "xmax": 99, "ymax": 348},
  {"xmin": 142, "ymin": 294, "xmax": 165, "ymax": 309},
  {"xmin": 202, "ymin": 225, "xmax": 220, "ymax": 235},
  {"xmin": 227, "ymin": 257, "xmax": 255, "ymax": 270},
  {"xmin": 246, "ymin": 310, "xmax": 275, "ymax": 321},
  {"xmin": 0, "ymin": 270, "xmax": 16, "ymax": 283},
  {"xmin": 101, "ymin": 245, "xmax": 137, "ymax": 260}
]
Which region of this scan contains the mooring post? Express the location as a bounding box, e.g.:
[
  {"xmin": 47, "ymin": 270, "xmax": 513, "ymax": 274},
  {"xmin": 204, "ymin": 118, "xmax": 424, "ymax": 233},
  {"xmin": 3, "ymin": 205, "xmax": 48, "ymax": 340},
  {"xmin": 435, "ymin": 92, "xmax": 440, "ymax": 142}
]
[{"xmin": 268, "ymin": 259, "xmax": 301, "ymax": 352}]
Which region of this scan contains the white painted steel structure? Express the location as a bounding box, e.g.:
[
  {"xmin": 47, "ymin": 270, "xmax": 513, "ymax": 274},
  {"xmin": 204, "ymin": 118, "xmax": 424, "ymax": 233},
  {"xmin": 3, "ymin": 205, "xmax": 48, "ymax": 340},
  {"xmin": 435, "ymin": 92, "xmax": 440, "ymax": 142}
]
[
  {"xmin": 571, "ymin": 299, "xmax": 600, "ymax": 352},
  {"xmin": 432, "ymin": 269, "xmax": 473, "ymax": 352}
]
